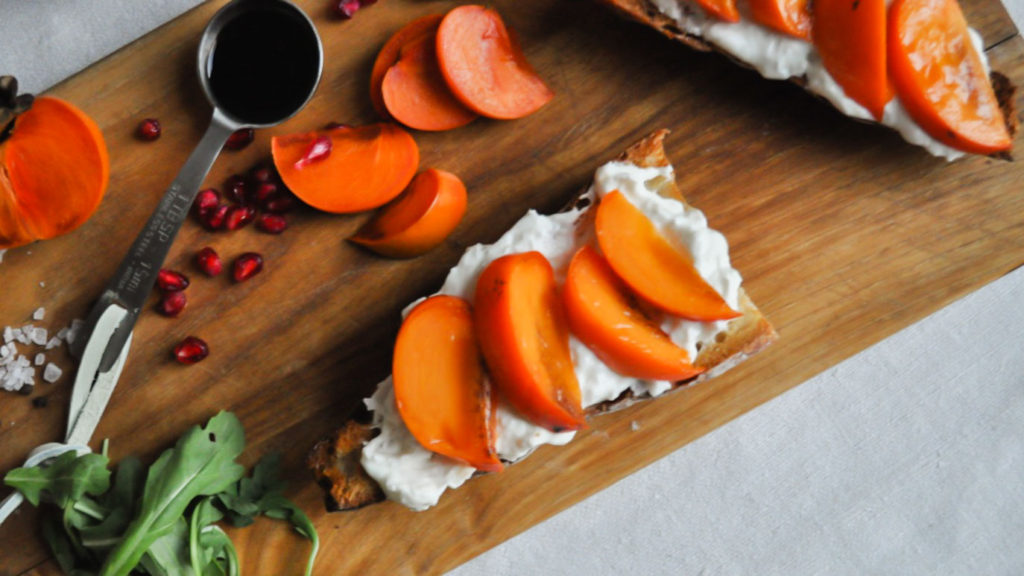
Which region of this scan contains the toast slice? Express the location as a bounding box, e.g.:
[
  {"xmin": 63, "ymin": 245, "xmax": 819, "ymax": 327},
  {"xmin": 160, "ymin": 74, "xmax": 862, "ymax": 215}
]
[
  {"xmin": 596, "ymin": 0, "xmax": 1018, "ymax": 159},
  {"xmin": 309, "ymin": 130, "xmax": 777, "ymax": 511}
]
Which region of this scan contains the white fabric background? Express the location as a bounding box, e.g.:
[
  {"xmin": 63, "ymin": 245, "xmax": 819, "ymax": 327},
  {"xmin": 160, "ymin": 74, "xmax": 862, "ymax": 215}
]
[{"xmin": 1, "ymin": 1, "xmax": 1022, "ymax": 574}]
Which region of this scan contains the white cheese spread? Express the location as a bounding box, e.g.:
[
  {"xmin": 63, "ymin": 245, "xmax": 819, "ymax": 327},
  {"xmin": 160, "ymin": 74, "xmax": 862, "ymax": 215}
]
[
  {"xmin": 649, "ymin": 0, "xmax": 993, "ymax": 161},
  {"xmin": 360, "ymin": 159, "xmax": 742, "ymax": 510}
]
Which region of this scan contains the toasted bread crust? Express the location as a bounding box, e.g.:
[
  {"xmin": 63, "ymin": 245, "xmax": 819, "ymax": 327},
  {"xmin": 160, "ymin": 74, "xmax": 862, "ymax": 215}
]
[
  {"xmin": 597, "ymin": 0, "xmax": 1018, "ymax": 155},
  {"xmin": 311, "ymin": 130, "xmax": 777, "ymax": 511}
]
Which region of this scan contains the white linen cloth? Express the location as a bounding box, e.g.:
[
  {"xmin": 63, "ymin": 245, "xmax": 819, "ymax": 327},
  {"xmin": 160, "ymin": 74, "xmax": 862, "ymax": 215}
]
[{"xmin": 1, "ymin": 1, "xmax": 1022, "ymax": 574}]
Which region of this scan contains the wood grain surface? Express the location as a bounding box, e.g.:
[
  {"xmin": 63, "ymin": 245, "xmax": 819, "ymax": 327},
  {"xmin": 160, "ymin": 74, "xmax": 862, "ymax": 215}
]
[{"xmin": 2, "ymin": 0, "xmax": 1022, "ymax": 574}]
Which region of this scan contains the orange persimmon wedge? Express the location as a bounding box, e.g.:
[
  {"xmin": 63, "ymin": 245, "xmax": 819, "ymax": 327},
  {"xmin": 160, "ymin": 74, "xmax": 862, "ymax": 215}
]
[
  {"xmin": 748, "ymin": 0, "xmax": 811, "ymax": 39},
  {"xmin": 370, "ymin": 14, "xmax": 444, "ymax": 119},
  {"xmin": 474, "ymin": 252, "xmax": 585, "ymax": 432},
  {"xmin": 381, "ymin": 23, "xmax": 478, "ymax": 131},
  {"xmin": 394, "ymin": 295, "xmax": 503, "ymax": 472},
  {"xmin": 812, "ymin": 0, "xmax": 891, "ymax": 119},
  {"xmin": 271, "ymin": 123, "xmax": 418, "ymax": 214},
  {"xmin": 436, "ymin": 5, "xmax": 553, "ymax": 120},
  {"xmin": 565, "ymin": 246, "xmax": 705, "ymax": 381},
  {"xmin": 0, "ymin": 96, "xmax": 109, "ymax": 249},
  {"xmin": 349, "ymin": 168, "xmax": 467, "ymax": 258},
  {"xmin": 596, "ymin": 191, "xmax": 740, "ymax": 322},
  {"xmin": 694, "ymin": 0, "xmax": 740, "ymax": 22},
  {"xmin": 888, "ymin": 0, "xmax": 1011, "ymax": 154}
]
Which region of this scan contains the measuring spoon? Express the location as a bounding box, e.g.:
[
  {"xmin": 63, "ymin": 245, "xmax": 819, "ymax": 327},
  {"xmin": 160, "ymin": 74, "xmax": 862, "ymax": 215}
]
[{"xmin": 70, "ymin": 0, "xmax": 323, "ymax": 368}]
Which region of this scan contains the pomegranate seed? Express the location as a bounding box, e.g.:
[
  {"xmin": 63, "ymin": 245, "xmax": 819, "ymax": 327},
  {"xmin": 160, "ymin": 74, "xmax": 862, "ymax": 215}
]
[
  {"xmin": 158, "ymin": 291, "xmax": 187, "ymax": 317},
  {"xmin": 225, "ymin": 128, "xmax": 255, "ymax": 150},
  {"xmin": 250, "ymin": 166, "xmax": 274, "ymax": 184},
  {"xmin": 193, "ymin": 188, "xmax": 220, "ymax": 218},
  {"xmin": 232, "ymin": 252, "xmax": 264, "ymax": 282},
  {"xmin": 202, "ymin": 204, "xmax": 230, "ymax": 231},
  {"xmin": 293, "ymin": 135, "xmax": 332, "ymax": 169},
  {"xmin": 257, "ymin": 213, "xmax": 288, "ymax": 234},
  {"xmin": 195, "ymin": 247, "xmax": 223, "ymax": 277},
  {"xmin": 252, "ymin": 182, "xmax": 278, "ymax": 205},
  {"xmin": 157, "ymin": 269, "xmax": 190, "ymax": 292},
  {"xmin": 173, "ymin": 336, "xmax": 209, "ymax": 364},
  {"xmin": 224, "ymin": 205, "xmax": 256, "ymax": 231},
  {"xmin": 225, "ymin": 174, "xmax": 249, "ymax": 204},
  {"xmin": 136, "ymin": 118, "xmax": 161, "ymax": 141},
  {"xmin": 264, "ymin": 194, "xmax": 297, "ymax": 214},
  {"xmin": 333, "ymin": 0, "xmax": 361, "ymax": 18}
]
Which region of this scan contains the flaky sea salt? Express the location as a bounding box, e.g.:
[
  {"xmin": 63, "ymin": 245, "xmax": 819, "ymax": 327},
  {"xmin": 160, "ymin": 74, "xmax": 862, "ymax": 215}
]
[
  {"xmin": 32, "ymin": 307, "xmax": 45, "ymax": 321},
  {"xmin": 43, "ymin": 363, "xmax": 62, "ymax": 384},
  {"xmin": 31, "ymin": 327, "xmax": 47, "ymax": 346},
  {"xmin": 45, "ymin": 337, "xmax": 61, "ymax": 350},
  {"xmin": 34, "ymin": 353, "xmax": 45, "ymax": 366}
]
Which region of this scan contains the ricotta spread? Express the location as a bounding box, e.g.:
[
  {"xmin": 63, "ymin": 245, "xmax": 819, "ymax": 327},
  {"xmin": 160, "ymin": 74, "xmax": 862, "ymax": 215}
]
[
  {"xmin": 649, "ymin": 0, "xmax": 993, "ymax": 161},
  {"xmin": 360, "ymin": 159, "xmax": 742, "ymax": 510}
]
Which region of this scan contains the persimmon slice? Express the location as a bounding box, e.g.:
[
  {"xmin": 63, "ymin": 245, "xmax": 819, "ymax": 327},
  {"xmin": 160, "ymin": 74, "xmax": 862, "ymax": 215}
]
[
  {"xmin": 888, "ymin": 0, "xmax": 1011, "ymax": 154},
  {"xmin": 748, "ymin": 0, "xmax": 810, "ymax": 39},
  {"xmin": 349, "ymin": 168, "xmax": 467, "ymax": 258},
  {"xmin": 394, "ymin": 295, "xmax": 502, "ymax": 472},
  {"xmin": 565, "ymin": 246, "xmax": 705, "ymax": 381},
  {"xmin": 812, "ymin": 0, "xmax": 891, "ymax": 119},
  {"xmin": 595, "ymin": 191, "xmax": 740, "ymax": 322},
  {"xmin": 271, "ymin": 123, "xmax": 418, "ymax": 214},
  {"xmin": 0, "ymin": 97, "xmax": 109, "ymax": 249},
  {"xmin": 381, "ymin": 25, "xmax": 478, "ymax": 131},
  {"xmin": 370, "ymin": 14, "xmax": 444, "ymax": 119},
  {"xmin": 436, "ymin": 5, "xmax": 553, "ymax": 120},
  {"xmin": 474, "ymin": 252, "xmax": 585, "ymax": 432},
  {"xmin": 694, "ymin": 0, "xmax": 740, "ymax": 22}
]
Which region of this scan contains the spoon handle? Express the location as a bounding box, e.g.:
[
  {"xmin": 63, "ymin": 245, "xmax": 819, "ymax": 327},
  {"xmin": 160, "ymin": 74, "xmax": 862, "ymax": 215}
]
[{"xmin": 70, "ymin": 109, "xmax": 238, "ymax": 371}]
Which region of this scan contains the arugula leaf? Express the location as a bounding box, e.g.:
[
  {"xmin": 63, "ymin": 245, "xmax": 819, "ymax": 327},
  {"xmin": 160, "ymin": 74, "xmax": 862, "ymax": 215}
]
[
  {"xmin": 213, "ymin": 453, "xmax": 319, "ymax": 576},
  {"xmin": 4, "ymin": 451, "xmax": 110, "ymax": 507},
  {"xmin": 138, "ymin": 518, "xmax": 195, "ymax": 576},
  {"xmin": 79, "ymin": 457, "xmax": 144, "ymax": 550},
  {"xmin": 99, "ymin": 411, "xmax": 246, "ymax": 576}
]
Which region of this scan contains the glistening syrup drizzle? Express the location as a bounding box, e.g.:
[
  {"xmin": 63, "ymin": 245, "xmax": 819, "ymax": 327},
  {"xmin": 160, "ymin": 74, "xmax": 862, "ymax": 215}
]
[{"xmin": 208, "ymin": 1, "xmax": 320, "ymax": 125}]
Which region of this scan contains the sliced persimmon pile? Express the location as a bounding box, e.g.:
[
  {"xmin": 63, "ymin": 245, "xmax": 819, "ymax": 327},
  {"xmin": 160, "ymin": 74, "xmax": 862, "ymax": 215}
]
[
  {"xmin": 888, "ymin": 0, "xmax": 1011, "ymax": 153},
  {"xmin": 393, "ymin": 295, "xmax": 502, "ymax": 472},
  {"xmin": 371, "ymin": 5, "xmax": 552, "ymax": 130},
  {"xmin": 349, "ymin": 168, "xmax": 467, "ymax": 258},
  {"xmin": 0, "ymin": 93, "xmax": 109, "ymax": 249},
  {"xmin": 474, "ymin": 252, "xmax": 585, "ymax": 432},
  {"xmin": 564, "ymin": 246, "xmax": 704, "ymax": 381},
  {"xmin": 372, "ymin": 14, "xmax": 477, "ymax": 131},
  {"xmin": 596, "ymin": 191, "xmax": 740, "ymax": 322},
  {"xmin": 271, "ymin": 123, "xmax": 418, "ymax": 213}
]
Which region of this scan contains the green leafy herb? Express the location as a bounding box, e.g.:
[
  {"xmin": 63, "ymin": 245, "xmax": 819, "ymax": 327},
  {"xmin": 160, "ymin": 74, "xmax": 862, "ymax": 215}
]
[
  {"xmin": 4, "ymin": 451, "xmax": 110, "ymax": 507},
  {"xmin": 99, "ymin": 412, "xmax": 246, "ymax": 576},
  {"xmin": 2, "ymin": 411, "xmax": 319, "ymax": 576}
]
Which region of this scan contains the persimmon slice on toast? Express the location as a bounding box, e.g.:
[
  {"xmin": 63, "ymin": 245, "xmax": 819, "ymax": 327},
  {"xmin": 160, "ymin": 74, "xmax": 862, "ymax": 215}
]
[
  {"xmin": 474, "ymin": 252, "xmax": 585, "ymax": 432},
  {"xmin": 888, "ymin": 0, "xmax": 1011, "ymax": 154},
  {"xmin": 694, "ymin": 0, "xmax": 740, "ymax": 22},
  {"xmin": 748, "ymin": 0, "xmax": 810, "ymax": 39},
  {"xmin": 436, "ymin": 5, "xmax": 553, "ymax": 120},
  {"xmin": 370, "ymin": 14, "xmax": 444, "ymax": 119},
  {"xmin": 812, "ymin": 0, "xmax": 891, "ymax": 119},
  {"xmin": 394, "ymin": 295, "xmax": 502, "ymax": 472},
  {"xmin": 0, "ymin": 96, "xmax": 109, "ymax": 249},
  {"xmin": 381, "ymin": 24, "xmax": 478, "ymax": 131},
  {"xmin": 349, "ymin": 168, "xmax": 467, "ymax": 258},
  {"xmin": 565, "ymin": 246, "xmax": 705, "ymax": 381},
  {"xmin": 596, "ymin": 191, "xmax": 739, "ymax": 322},
  {"xmin": 271, "ymin": 123, "xmax": 418, "ymax": 214}
]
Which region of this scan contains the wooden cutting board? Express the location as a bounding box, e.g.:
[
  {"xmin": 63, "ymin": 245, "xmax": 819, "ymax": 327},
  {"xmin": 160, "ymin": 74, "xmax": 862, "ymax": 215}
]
[{"xmin": 2, "ymin": 0, "xmax": 1022, "ymax": 573}]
